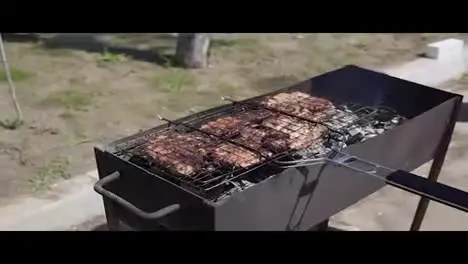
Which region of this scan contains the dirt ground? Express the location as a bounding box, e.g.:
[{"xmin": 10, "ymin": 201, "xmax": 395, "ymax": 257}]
[
  {"xmin": 68, "ymin": 215, "xmax": 107, "ymax": 231},
  {"xmin": 1, "ymin": 33, "xmax": 467, "ymax": 206}
]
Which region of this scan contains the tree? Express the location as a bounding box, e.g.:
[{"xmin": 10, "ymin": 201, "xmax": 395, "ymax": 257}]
[
  {"xmin": 175, "ymin": 33, "xmax": 211, "ymax": 69},
  {"xmin": 0, "ymin": 33, "xmax": 23, "ymax": 129}
]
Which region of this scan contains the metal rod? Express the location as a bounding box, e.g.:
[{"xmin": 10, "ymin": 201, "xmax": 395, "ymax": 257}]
[
  {"xmin": 409, "ymin": 97, "xmax": 462, "ymax": 231},
  {"xmin": 331, "ymin": 150, "xmax": 468, "ymax": 215}
]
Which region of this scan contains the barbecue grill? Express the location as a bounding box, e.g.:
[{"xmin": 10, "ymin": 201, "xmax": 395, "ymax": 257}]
[{"xmin": 93, "ymin": 65, "xmax": 468, "ymax": 231}]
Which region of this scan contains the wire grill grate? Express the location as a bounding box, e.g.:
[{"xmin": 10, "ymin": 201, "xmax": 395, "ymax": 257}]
[{"xmin": 113, "ymin": 92, "xmax": 405, "ymax": 200}]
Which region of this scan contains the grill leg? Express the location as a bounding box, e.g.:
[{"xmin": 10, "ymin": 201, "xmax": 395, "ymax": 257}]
[
  {"xmin": 409, "ymin": 98, "xmax": 462, "ymax": 231},
  {"xmin": 307, "ymin": 219, "xmax": 329, "ymax": 231},
  {"xmin": 316, "ymin": 220, "xmax": 329, "ymax": 231},
  {"xmin": 103, "ymin": 199, "xmax": 121, "ymax": 231}
]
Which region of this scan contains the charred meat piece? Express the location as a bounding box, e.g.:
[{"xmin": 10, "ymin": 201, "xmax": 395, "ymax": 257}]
[
  {"xmin": 235, "ymin": 124, "xmax": 290, "ymax": 154},
  {"xmin": 142, "ymin": 133, "xmax": 213, "ymax": 176},
  {"xmin": 263, "ymin": 92, "xmax": 332, "ymax": 109},
  {"xmin": 262, "ymin": 115, "xmax": 327, "ymax": 149},
  {"xmin": 200, "ymin": 109, "xmax": 274, "ymax": 137},
  {"xmin": 236, "ymin": 125, "xmax": 267, "ymax": 151},
  {"xmin": 211, "ymin": 143, "xmax": 262, "ymax": 168},
  {"xmin": 260, "ymin": 92, "xmax": 335, "ymax": 122},
  {"xmin": 266, "ymin": 104, "xmax": 333, "ymax": 122},
  {"xmin": 262, "ymin": 132, "xmax": 290, "ymax": 153},
  {"xmin": 236, "ymin": 109, "xmax": 274, "ymax": 124},
  {"xmin": 200, "ymin": 116, "xmax": 243, "ymax": 137}
]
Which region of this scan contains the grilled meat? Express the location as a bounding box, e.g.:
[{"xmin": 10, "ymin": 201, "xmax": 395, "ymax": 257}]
[
  {"xmin": 200, "ymin": 109, "xmax": 274, "ymax": 137},
  {"xmin": 236, "ymin": 125, "xmax": 267, "ymax": 151},
  {"xmin": 262, "ymin": 115, "xmax": 327, "ymax": 149},
  {"xmin": 260, "ymin": 92, "xmax": 335, "ymax": 122},
  {"xmin": 264, "ymin": 92, "xmax": 332, "ymax": 110},
  {"xmin": 262, "ymin": 132, "xmax": 291, "ymax": 152},
  {"xmin": 200, "ymin": 116, "xmax": 243, "ymax": 137},
  {"xmin": 211, "ymin": 143, "xmax": 262, "ymax": 168},
  {"xmin": 235, "ymin": 124, "xmax": 290, "ymax": 154},
  {"xmin": 236, "ymin": 109, "xmax": 274, "ymax": 123},
  {"xmin": 143, "ymin": 133, "xmax": 213, "ymax": 176},
  {"xmin": 137, "ymin": 92, "xmax": 332, "ymax": 175}
]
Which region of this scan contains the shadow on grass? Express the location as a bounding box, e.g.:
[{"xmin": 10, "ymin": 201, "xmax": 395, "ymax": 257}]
[
  {"xmin": 2, "ymin": 33, "xmax": 42, "ymax": 43},
  {"xmin": 3, "ymin": 33, "xmax": 179, "ymax": 67}
]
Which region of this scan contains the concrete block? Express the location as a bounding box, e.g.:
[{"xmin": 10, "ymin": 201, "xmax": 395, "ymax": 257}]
[
  {"xmin": 383, "ymin": 56, "xmax": 465, "ymax": 87},
  {"xmin": 425, "ymin": 38, "xmax": 464, "ymax": 60}
]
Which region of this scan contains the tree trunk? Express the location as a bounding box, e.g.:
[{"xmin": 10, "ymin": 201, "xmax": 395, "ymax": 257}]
[{"xmin": 175, "ymin": 33, "xmax": 210, "ymax": 69}]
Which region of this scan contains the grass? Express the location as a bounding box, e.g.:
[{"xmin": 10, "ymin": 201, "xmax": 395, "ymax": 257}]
[
  {"xmin": 0, "ymin": 118, "xmax": 24, "ymax": 130},
  {"xmin": 42, "ymin": 90, "xmax": 95, "ymax": 112},
  {"xmin": 43, "ymin": 49, "xmax": 75, "ymax": 57},
  {"xmin": 28, "ymin": 156, "xmax": 70, "ymax": 192},
  {"xmin": 34, "ymin": 41, "xmax": 76, "ymax": 57},
  {"xmin": 65, "ymin": 115, "xmax": 90, "ymax": 145},
  {"xmin": 216, "ymin": 83, "xmax": 238, "ymax": 97},
  {"xmin": 212, "ymin": 38, "xmax": 260, "ymax": 50},
  {"xmin": 96, "ymin": 48, "xmax": 127, "ymax": 64},
  {"xmin": 211, "ymin": 37, "xmax": 266, "ymax": 62},
  {"xmin": 152, "ymin": 69, "xmax": 197, "ymax": 93},
  {"xmin": 0, "ymin": 67, "xmax": 34, "ymax": 82}
]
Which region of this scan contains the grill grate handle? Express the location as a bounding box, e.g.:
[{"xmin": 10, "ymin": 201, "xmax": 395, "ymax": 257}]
[
  {"xmin": 273, "ymin": 151, "xmax": 468, "ymax": 214},
  {"xmin": 387, "ymin": 170, "xmax": 468, "ymax": 214},
  {"xmin": 94, "ymin": 171, "xmax": 181, "ymax": 220}
]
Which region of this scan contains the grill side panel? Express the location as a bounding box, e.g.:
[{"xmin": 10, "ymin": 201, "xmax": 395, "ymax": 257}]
[
  {"xmin": 297, "ymin": 96, "xmax": 460, "ymax": 229},
  {"xmin": 94, "ymin": 147, "xmax": 215, "ymax": 231},
  {"xmin": 297, "ymin": 65, "xmax": 457, "ymax": 119},
  {"xmin": 214, "ymin": 97, "xmax": 460, "ymax": 231},
  {"xmin": 214, "ymin": 168, "xmax": 305, "ymax": 231}
]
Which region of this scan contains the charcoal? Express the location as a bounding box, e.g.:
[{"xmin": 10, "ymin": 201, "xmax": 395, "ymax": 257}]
[
  {"xmin": 348, "ymin": 127, "xmax": 362, "ymax": 137},
  {"xmin": 364, "ymin": 134, "xmax": 378, "ymax": 139},
  {"xmin": 391, "ymin": 117, "xmax": 402, "ymax": 125},
  {"xmin": 346, "ymin": 133, "xmax": 364, "ymax": 145}
]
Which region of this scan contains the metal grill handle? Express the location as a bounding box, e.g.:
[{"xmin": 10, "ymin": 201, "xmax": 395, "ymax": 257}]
[
  {"xmin": 273, "ymin": 151, "xmax": 468, "ymax": 214},
  {"xmin": 94, "ymin": 172, "xmax": 181, "ymax": 220}
]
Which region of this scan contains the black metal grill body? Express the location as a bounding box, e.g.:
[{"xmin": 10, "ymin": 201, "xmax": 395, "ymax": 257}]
[{"xmin": 94, "ymin": 65, "xmax": 463, "ymax": 231}]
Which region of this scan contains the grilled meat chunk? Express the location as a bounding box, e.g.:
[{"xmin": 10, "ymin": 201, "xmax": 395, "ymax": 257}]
[
  {"xmin": 211, "ymin": 143, "xmax": 262, "ymax": 168},
  {"xmin": 236, "ymin": 109, "xmax": 274, "ymax": 123},
  {"xmin": 200, "ymin": 116, "xmax": 243, "ymax": 137},
  {"xmin": 142, "ymin": 133, "xmax": 212, "ymax": 176},
  {"xmin": 260, "ymin": 92, "xmax": 335, "ymax": 122},
  {"xmin": 236, "ymin": 125, "xmax": 267, "ymax": 151},
  {"xmin": 262, "ymin": 115, "xmax": 327, "ymax": 149},
  {"xmin": 263, "ymin": 92, "xmax": 332, "ymax": 109},
  {"xmin": 262, "ymin": 132, "xmax": 290, "ymax": 152},
  {"xmin": 234, "ymin": 124, "xmax": 290, "ymax": 154},
  {"xmin": 200, "ymin": 109, "xmax": 274, "ymax": 137}
]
